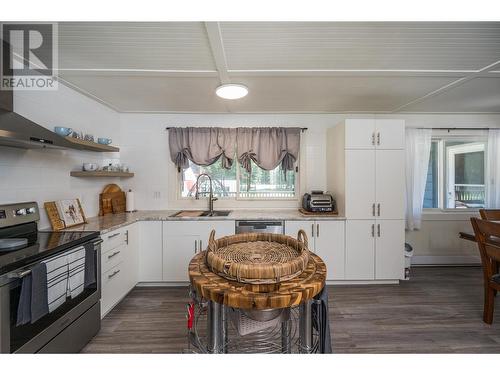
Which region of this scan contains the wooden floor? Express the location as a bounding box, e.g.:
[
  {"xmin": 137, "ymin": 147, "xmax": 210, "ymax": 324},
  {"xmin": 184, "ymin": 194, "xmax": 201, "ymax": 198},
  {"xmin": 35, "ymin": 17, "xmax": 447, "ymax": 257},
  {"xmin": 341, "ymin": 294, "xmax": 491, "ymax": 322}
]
[{"xmin": 82, "ymin": 267, "xmax": 500, "ymax": 354}]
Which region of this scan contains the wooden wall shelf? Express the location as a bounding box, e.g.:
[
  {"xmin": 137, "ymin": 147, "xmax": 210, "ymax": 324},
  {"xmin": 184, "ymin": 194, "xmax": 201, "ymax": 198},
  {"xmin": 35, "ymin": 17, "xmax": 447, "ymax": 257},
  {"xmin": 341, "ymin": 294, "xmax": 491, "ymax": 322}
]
[
  {"xmin": 64, "ymin": 137, "xmax": 120, "ymax": 152},
  {"xmin": 70, "ymin": 171, "xmax": 134, "ymax": 178}
]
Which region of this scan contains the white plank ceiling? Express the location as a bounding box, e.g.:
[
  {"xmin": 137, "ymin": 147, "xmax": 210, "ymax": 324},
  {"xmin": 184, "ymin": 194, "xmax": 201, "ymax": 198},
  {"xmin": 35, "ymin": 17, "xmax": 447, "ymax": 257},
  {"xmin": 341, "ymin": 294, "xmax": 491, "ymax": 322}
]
[{"xmin": 57, "ymin": 22, "xmax": 500, "ymax": 113}]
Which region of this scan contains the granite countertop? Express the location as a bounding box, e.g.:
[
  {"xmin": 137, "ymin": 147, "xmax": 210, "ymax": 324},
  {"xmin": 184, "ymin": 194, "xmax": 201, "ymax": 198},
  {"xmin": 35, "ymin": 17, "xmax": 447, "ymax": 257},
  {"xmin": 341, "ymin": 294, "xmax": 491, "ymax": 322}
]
[{"xmin": 61, "ymin": 209, "xmax": 346, "ymax": 234}]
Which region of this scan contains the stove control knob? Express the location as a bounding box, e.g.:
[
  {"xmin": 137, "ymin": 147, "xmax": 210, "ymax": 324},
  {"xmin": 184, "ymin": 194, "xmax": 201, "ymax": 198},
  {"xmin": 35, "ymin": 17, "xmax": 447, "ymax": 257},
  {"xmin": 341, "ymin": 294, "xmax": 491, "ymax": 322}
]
[{"xmin": 15, "ymin": 208, "xmax": 27, "ymax": 216}]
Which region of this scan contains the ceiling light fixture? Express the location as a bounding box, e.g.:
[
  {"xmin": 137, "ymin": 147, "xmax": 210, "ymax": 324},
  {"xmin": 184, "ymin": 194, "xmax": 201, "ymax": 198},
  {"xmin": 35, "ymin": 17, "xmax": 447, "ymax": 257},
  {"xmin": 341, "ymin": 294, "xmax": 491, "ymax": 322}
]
[{"xmin": 215, "ymin": 83, "xmax": 248, "ymax": 100}]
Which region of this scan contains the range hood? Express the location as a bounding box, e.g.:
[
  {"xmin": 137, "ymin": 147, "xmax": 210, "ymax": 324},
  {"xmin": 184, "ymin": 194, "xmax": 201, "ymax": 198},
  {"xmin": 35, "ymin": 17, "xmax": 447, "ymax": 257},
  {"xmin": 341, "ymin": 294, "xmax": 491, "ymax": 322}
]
[{"xmin": 0, "ymin": 90, "xmax": 75, "ymax": 150}]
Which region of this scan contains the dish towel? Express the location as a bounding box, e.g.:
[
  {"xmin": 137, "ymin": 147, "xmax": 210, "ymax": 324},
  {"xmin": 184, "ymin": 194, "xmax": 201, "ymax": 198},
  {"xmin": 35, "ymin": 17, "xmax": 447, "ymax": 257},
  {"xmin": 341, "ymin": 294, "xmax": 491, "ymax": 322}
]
[
  {"xmin": 84, "ymin": 242, "xmax": 96, "ymax": 288},
  {"xmin": 312, "ymin": 286, "xmax": 332, "ymax": 353},
  {"xmin": 67, "ymin": 246, "xmax": 86, "ymax": 299},
  {"xmin": 15, "ymin": 263, "xmax": 49, "ymax": 326},
  {"xmin": 30, "ymin": 262, "xmax": 49, "ymax": 323},
  {"xmin": 16, "ymin": 275, "xmax": 32, "ymax": 326},
  {"xmin": 43, "ymin": 252, "xmax": 69, "ymax": 313}
]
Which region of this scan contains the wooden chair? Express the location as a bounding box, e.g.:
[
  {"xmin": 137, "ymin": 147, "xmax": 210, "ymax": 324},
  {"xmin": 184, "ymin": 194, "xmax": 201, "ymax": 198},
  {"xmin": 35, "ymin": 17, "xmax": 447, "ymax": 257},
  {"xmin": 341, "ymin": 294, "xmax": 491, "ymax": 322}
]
[
  {"xmin": 479, "ymin": 209, "xmax": 500, "ymax": 220},
  {"xmin": 470, "ymin": 218, "xmax": 500, "ymax": 324}
]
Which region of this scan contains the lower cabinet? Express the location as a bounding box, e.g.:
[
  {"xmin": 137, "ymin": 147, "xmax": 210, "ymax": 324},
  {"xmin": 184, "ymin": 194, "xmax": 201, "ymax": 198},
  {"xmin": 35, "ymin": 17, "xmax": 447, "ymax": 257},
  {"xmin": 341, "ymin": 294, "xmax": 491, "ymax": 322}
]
[
  {"xmin": 139, "ymin": 221, "xmax": 163, "ymax": 282},
  {"xmin": 285, "ymin": 220, "xmax": 345, "ymax": 280},
  {"xmin": 162, "ymin": 221, "xmax": 235, "ymax": 282},
  {"xmin": 101, "ymin": 223, "xmax": 139, "ymax": 317},
  {"xmin": 345, "ymin": 219, "xmax": 404, "ymax": 280}
]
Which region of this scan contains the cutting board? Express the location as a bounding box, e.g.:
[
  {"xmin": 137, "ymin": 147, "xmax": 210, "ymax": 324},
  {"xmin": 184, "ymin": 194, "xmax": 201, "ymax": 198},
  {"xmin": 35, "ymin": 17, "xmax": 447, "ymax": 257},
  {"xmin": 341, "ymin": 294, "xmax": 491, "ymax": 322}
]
[{"xmin": 99, "ymin": 184, "xmax": 126, "ymax": 216}]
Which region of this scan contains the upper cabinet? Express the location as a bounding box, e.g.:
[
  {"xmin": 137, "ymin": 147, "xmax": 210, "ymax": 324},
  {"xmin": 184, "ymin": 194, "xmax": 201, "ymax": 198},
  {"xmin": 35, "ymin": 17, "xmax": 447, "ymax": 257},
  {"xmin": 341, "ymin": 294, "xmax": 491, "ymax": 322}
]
[
  {"xmin": 344, "ymin": 119, "xmax": 405, "ymax": 150},
  {"xmin": 327, "ymin": 119, "xmax": 406, "ymax": 219}
]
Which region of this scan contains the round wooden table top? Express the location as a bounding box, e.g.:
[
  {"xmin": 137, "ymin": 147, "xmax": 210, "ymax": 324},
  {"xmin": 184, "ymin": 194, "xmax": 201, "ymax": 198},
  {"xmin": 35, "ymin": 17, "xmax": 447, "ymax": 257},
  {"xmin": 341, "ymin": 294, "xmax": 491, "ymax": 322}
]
[{"xmin": 188, "ymin": 250, "xmax": 326, "ymax": 310}]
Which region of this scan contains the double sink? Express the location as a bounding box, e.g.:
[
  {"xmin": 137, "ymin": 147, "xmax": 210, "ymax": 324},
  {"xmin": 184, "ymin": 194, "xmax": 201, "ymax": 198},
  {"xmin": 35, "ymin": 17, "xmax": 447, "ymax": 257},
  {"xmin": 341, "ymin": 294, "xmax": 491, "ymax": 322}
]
[{"xmin": 170, "ymin": 210, "xmax": 232, "ymax": 218}]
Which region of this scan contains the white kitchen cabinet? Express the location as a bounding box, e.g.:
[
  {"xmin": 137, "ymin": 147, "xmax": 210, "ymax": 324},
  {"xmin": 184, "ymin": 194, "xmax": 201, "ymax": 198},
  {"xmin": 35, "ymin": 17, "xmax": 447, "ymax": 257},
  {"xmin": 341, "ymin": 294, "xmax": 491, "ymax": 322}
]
[
  {"xmin": 123, "ymin": 223, "xmax": 139, "ymax": 291},
  {"xmin": 101, "ymin": 223, "xmax": 139, "ymax": 317},
  {"xmin": 139, "ymin": 221, "xmax": 163, "ymax": 282},
  {"xmin": 345, "ymin": 220, "xmax": 375, "ymax": 280},
  {"xmin": 162, "ymin": 221, "xmax": 234, "ymax": 282},
  {"xmin": 345, "ymin": 150, "xmax": 376, "ymax": 219},
  {"xmin": 375, "ymin": 150, "xmax": 405, "ymax": 220},
  {"xmin": 285, "ymin": 220, "xmax": 345, "ymax": 280},
  {"xmin": 344, "ymin": 119, "xmax": 376, "ymax": 149},
  {"xmin": 345, "ymin": 219, "xmax": 404, "ymax": 280},
  {"xmin": 375, "ymin": 220, "xmax": 405, "ymax": 280},
  {"xmin": 344, "ymin": 119, "xmax": 404, "ymax": 150},
  {"xmin": 375, "ymin": 119, "xmax": 405, "ymax": 150},
  {"xmin": 328, "ymin": 118, "xmax": 405, "ymax": 282}
]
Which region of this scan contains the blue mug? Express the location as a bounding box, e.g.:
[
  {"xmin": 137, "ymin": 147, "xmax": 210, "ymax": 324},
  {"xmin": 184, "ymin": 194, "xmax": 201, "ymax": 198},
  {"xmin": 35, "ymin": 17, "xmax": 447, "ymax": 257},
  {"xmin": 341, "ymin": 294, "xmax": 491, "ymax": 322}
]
[
  {"xmin": 97, "ymin": 138, "xmax": 112, "ymax": 145},
  {"xmin": 54, "ymin": 127, "xmax": 72, "ymax": 136}
]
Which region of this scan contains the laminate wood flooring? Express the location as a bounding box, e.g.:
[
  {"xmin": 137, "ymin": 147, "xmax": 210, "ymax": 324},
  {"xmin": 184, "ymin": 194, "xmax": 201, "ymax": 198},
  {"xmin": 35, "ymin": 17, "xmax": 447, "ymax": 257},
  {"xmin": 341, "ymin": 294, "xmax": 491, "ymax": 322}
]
[{"xmin": 82, "ymin": 267, "xmax": 500, "ymax": 354}]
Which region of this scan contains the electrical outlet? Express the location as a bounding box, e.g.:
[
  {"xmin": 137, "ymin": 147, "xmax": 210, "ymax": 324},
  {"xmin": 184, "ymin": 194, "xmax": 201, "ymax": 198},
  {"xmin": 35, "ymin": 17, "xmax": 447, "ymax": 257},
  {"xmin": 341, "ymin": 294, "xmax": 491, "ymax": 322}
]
[{"xmin": 153, "ymin": 191, "xmax": 161, "ymax": 199}]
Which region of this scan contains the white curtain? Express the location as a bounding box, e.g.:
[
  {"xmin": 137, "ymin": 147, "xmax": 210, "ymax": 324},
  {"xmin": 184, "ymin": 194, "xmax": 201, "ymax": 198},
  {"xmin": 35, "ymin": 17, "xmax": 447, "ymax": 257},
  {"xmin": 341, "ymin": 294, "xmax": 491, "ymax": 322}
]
[
  {"xmin": 486, "ymin": 129, "xmax": 500, "ymax": 208},
  {"xmin": 405, "ymin": 128, "xmax": 432, "ymax": 230}
]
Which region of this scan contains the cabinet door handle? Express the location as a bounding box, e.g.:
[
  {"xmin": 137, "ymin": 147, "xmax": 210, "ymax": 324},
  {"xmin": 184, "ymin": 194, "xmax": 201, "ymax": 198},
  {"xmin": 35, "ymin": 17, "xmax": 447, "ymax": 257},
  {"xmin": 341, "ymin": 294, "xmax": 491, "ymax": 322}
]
[
  {"xmin": 311, "ymin": 223, "xmax": 315, "ymax": 238},
  {"xmin": 108, "ymin": 269, "xmax": 120, "ymax": 279},
  {"xmin": 377, "ymin": 203, "xmax": 381, "ymax": 217},
  {"xmin": 377, "ymin": 132, "xmax": 381, "ymax": 146},
  {"xmin": 107, "ymin": 250, "xmax": 120, "ymax": 259},
  {"xmin": 194, "ymin": 240, "xmax": 198, "ymax": 253},
  {"xmin": 371, "ymin": 132, "xmax": 375, "ymax": 145},
  {"xmin": 125, "ymin": 230, "xmax": 129, "ymax": 244},
  {"xmin": 107, "ymin": 232, "xmax": 120, "ymax": 239},
  {"xmin": 371, "ymin": 224, "xmax": 375, "ymax": 237},
  {"xmin": 317, "ymin": 224, "xmax": 320, "ymax": 238},
  {"xmin": 372, "ymin": 203, "xmax": 376, "ymax": 217},
  {"xmin": 377, "ymin": 224, "xmax": 381, "ymax": 237},
  {"xmin": 199, "ymin": 240, "xmax": 203, "ymax": 251}
]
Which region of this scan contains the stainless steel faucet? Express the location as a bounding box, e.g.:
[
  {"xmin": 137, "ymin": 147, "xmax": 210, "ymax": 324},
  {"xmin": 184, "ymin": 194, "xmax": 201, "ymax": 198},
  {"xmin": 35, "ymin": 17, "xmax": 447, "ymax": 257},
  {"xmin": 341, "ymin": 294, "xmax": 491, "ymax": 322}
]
[{"xmin": 194, "ymin": 173, "xmax": 218, "ymax": 215}]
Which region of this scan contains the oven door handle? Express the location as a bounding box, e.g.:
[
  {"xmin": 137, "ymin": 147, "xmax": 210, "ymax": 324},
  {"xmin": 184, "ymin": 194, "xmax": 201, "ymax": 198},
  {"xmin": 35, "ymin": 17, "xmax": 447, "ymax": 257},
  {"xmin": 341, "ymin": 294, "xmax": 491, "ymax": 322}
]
[
  {"xmin": 7, "ymin": 269, "xmax": 32, "ymax": 280},
  {"xmin": 92, "ymin": 239, "xmax": 103, "ymax": 247}
]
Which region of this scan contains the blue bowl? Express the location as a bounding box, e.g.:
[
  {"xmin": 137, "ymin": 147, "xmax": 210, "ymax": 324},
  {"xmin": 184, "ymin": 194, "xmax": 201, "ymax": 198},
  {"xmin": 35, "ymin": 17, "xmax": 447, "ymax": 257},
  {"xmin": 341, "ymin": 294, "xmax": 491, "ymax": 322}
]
[
  {"xmin": 54, "ymin": 127, "xmax": 72, "ymax": 136},
  {"xmin": 97, "ymin": 138, "xmax": 112, "ymax": 145}
]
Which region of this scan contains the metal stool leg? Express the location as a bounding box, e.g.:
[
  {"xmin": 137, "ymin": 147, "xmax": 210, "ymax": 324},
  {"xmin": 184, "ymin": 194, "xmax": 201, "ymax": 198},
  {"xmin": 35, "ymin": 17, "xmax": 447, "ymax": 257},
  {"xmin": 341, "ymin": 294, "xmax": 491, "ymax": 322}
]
[
  {"xmin": 299, "ymin": 301, "xmax": 313, "ymax": 353},
  {"xmin": 281, "ymin": 319, "xmax": 291, "ymax": 353},
  {"xmin": 207, "ymin": 301, "xmax": 224, "ymax": 353}
]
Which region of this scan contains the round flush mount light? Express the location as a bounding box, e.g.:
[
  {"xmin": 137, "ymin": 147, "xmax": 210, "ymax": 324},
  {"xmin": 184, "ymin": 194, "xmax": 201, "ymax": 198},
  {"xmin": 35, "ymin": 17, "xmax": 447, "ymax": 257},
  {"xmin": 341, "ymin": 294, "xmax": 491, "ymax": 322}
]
[{"xmin": 215, "ymin": 83, "xmax": 248, "ymax": 100}]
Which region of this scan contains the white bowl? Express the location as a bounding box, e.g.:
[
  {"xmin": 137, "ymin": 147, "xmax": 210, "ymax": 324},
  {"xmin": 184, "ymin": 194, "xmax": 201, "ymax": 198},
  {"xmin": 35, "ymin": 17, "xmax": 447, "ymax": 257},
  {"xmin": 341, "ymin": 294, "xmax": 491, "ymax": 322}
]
[{"xmin": 83, "ymin": 163, "xmax": 98, "ymax": 171}]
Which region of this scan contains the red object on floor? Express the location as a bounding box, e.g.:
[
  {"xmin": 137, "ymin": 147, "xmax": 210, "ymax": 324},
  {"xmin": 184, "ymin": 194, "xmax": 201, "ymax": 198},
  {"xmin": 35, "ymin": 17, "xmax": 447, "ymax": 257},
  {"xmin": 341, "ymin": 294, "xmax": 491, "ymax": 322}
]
[{"xmin": 187, "ymin": 302, "xmax": 195, "ymax": 330}]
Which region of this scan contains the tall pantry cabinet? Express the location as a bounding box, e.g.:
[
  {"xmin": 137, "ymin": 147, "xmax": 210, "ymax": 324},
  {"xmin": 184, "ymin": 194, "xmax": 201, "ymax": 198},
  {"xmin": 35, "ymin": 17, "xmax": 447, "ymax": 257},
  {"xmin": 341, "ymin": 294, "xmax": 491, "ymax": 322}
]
[{"xmin": 327, "ymin": 119, "xmax": 405, "ymax": 281}]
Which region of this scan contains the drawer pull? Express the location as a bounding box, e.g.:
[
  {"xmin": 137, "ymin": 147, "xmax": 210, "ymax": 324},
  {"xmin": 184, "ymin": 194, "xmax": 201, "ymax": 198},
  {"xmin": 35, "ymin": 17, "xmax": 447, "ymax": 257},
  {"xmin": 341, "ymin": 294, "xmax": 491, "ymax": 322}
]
[
  {"xmin": 107, "ymin": 250, "xmax": 121, "ymax": 259},
  {"xmin": 108, "ymin": 269, "xmax": 121, "ymax": 279},
  {"xmin": 107, "ymin": 233, "xmax": 120, "ymax": 239}
]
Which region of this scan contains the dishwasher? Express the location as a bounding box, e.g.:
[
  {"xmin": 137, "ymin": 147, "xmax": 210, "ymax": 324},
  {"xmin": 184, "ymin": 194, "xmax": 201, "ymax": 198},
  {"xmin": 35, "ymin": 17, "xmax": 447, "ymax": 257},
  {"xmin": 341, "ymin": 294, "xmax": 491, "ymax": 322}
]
[{"xmin": 235, "ymin": 220, "xmax": 284, "ymax": 234}]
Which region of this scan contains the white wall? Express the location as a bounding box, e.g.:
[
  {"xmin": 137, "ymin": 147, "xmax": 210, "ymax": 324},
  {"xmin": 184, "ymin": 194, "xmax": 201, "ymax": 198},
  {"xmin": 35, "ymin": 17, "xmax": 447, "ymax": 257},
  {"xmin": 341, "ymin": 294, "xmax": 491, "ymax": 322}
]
[
  {"xmin": 0, "ymin": 84, "xmax": 121, "ymax": 229},
  {"xmin": 119, "ymin": 112, "xmax": 500, "ymax": 262}
]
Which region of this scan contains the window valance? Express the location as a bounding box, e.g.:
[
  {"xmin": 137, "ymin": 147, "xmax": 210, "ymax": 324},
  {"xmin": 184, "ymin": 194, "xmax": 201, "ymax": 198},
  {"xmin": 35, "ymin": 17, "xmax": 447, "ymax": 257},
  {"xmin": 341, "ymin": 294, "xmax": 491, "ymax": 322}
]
[
  {"xmin": 168, "ymin": 127, "xmax": 237, "ymax": 172},
  {"xmin": 168, "ymin": 127, "xmax": 301, "ymax": 173}
]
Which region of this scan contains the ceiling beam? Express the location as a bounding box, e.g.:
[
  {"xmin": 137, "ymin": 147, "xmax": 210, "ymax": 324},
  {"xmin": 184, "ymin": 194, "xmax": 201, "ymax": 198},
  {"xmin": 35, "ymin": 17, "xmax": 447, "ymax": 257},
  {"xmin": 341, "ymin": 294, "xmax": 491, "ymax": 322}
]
[
  {"xmin": 391, "ymin": 59, "xmax": 500, "ymax": 113},
  {"xmin": 204, "ymin": 22, "xmax": 230, "ymax": 84}
]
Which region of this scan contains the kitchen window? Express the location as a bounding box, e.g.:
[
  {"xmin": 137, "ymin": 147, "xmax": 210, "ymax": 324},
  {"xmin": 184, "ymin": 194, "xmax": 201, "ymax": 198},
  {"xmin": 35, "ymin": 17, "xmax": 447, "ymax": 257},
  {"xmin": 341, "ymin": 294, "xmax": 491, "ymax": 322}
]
[
  {"xmin": 180, "ymin": 159, "xmax": 297, "ymax": 199},
  {"xmin": 423, "ymin": 136, "xmax": 487, "ymax": 210}
]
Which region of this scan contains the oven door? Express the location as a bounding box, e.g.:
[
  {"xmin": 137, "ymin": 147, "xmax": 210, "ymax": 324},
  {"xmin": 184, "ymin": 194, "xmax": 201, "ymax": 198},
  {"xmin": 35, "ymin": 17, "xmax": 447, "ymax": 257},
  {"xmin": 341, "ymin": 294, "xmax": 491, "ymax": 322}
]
[{"xmin": 0, "ymin": 238, "xmax": 101, "ymax": 353}]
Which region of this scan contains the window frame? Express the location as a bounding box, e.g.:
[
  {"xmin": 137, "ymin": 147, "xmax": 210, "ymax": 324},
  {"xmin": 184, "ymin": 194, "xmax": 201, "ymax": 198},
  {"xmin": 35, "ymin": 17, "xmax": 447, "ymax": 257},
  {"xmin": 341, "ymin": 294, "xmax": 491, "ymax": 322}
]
[
  {"xmin": 177, "ymin": 157, "xmax": 300, "ymax": 202},
  {"xmin": 424, "ymin": 132, "xmax": 488, "ymax": 212}
]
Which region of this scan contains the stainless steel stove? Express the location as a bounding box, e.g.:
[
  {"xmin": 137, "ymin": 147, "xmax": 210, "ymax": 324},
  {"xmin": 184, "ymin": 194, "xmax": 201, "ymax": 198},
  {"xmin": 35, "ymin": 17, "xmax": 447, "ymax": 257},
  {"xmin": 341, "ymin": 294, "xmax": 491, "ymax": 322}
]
[{"xmin": 0, "ymin": 202, "xmax": 102, "ymax": 353}]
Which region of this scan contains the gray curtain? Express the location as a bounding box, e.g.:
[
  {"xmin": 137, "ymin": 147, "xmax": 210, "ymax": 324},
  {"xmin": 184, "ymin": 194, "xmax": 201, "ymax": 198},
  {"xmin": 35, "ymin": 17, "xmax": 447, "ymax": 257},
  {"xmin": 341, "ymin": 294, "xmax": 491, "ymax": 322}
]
[
  {"xmin": 168, "ymin": 127, "xmax": 237, "ymax": 171},
  {"xmin": 237, "ymin": 127, "xmax": 300, "ymax": 174}
]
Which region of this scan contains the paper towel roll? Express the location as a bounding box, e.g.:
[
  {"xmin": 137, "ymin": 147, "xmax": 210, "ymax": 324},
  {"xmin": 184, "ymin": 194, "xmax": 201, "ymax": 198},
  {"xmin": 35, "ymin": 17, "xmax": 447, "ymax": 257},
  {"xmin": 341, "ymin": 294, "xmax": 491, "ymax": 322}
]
[{"xmin": 126, "ymin": 189, "xmax": 135, "ymax": 212}]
